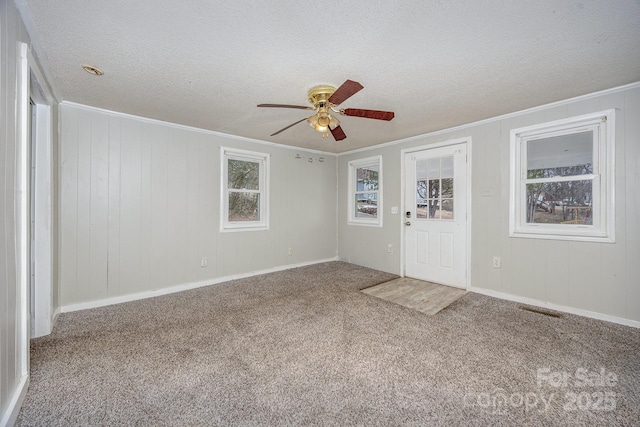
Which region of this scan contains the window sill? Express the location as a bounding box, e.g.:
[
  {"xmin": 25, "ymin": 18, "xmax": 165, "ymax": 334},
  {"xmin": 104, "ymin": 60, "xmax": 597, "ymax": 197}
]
[
  {"xmin": 348, "ymin": 220, "xmax": 383, "ymax": 228},
  {"xmin": 509, "ymin": 227, "xmax": 614, "ymax": 243},
  {"xmin": 221, "ymin": 225, "xmax": 269, "ymax": 233}
]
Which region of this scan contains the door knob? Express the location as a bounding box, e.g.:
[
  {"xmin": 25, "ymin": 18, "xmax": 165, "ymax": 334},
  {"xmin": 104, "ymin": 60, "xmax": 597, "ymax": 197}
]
[{"xmin": 405, "ymin": 221, "xmax": 411, "ymax": 226}]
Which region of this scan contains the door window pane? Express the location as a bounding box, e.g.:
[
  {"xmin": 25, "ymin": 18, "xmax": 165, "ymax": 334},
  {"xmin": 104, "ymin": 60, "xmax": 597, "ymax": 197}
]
[
  {"xmin": 441, "ymin": 199, "xmax": 454, "ymax": 219},
  {"xmin": 416, "ymin": 180, "xmax": 428, "ymax": 202},
  {"xmin": 441, "ymin": 178, "xmax": 453, "ymax": 198},
  {"xmin": 428, "ymin": 199, "xmax": 440, "ymax": 219},
  {"xmin": 441, "ymin": 156, "xmax": 454, "ymax": 178},
  {"xmin": 428, "ymin": 179, "xmax": 440, "ymax": 198},
  {"xmin": 417, "ymin": 206, "xmax": 428, "ymax": 218},
  {"xmin": 426, "ymin": 159, "xmax": 439, "ymax": 180}
]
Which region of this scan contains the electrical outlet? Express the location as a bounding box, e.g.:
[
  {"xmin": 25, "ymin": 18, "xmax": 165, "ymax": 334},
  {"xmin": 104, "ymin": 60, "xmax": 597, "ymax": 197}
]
[
  {"xmin": 492, "ymin": 256, "xmax": 501, "ymax": 268},
  {"xmin": 387, "ymin": 244, "xmax": 393, "ymax": 254},
  {"xmin": 288, "ymin": 248, "xmax": 293, "ymax": 256},
  {"xmin": 201, "ymin": 257, "xmax": 208, "ymax": 268}
]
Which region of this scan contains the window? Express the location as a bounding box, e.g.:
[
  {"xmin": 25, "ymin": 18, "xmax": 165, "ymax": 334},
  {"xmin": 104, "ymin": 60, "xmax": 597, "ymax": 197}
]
[
  {"xmin": 416, "ymin": 155, "xmax": 454, "ymax": 220},
  {"xmin": 509, "ymin": 110, "xmax": 615, "ymax": 242},
  {"xmin": 348, "ymin": 156, "xmax": 382, "ymax": 226},
  {"xmin": 221, "ymin": 147, "xmax": 269, "ymax": 232}
]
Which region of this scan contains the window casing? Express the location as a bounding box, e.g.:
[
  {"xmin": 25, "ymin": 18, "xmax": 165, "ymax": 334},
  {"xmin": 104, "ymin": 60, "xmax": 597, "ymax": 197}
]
[
  {"xmin": 509, "ymin": 110, "xmax": 615, "ymax": 242},
  {"xmin": 221, "ymin": 147, "xmax": 269, "ymax": 232},
  {"xmin": 348, "ymin": 155, "xmax": 382, "ymax": 227}
]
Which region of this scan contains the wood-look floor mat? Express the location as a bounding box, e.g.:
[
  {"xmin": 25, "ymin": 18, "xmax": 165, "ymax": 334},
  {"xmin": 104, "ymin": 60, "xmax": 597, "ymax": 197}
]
[{"xmin": 361, "ymin": 277, "xmax": 466, "ymax": 315}]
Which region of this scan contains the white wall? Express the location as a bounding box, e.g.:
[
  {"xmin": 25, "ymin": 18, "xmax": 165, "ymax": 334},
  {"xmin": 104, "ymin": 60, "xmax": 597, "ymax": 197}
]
[
  {"xmin": 1, "ymin": 0, "xmax": 59, "ymax": 423},
  {"xmin": 58, "ymin": 103, "xmax": 337, "ymax": 308},
  {"xmin": 338, "ymin": 84, "xmax": 640, "ymax": 324},
  {"xmin": 0, "ymin": 1, "xmax": 24, "ymax": 421}
]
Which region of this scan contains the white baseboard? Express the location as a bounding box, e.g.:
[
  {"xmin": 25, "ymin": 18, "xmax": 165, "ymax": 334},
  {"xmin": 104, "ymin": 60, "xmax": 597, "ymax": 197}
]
[
  {"xmin": 60, "ymin": 257, "xmax": 339, "ymax": 313},
  {"xmin": 470, "ymin": 287, "xmax": 640, "ymax": 329},
  {"xmin": 0, "ymin": 374, "xmax": 29, "ymax": 427}
]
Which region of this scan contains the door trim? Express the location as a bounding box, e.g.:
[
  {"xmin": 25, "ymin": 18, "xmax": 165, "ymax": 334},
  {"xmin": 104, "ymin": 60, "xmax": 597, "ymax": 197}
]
[
  {"xmin": 28, "ymin": 48, "xmax": 55, "ymax": 337},
  {"xmin": 400, "ymin": 137, "xmax": 472, "ymax": 290}
]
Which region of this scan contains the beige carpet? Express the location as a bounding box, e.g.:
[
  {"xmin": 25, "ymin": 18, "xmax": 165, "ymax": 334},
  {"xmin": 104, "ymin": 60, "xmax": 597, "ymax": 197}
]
[
  {"xmin": 361, "ymin": 277, "xmax": 466, "ymax": 315},
  {"xmin": 16, "ymin": 261, "xmax": 640, "ymax": 426}
]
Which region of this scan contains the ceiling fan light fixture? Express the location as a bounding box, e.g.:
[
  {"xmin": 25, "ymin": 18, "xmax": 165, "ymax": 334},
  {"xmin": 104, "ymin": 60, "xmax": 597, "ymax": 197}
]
[
  {"xmin": 316, "ymin": 123, "xmax": 329, "ymax": 133},
  {"xmin": 307, "ymin": 112, "xmax": 332, "ymax": 133},
  {"xmin": 317, "ymin": 112, "xmax": 331, "ymax": 127},
  {"xmin": 329, "ymin": 114, "xmax": 340, "ymax": 130},
  {"xmin": 307, "ymin": 114, "xmax": 318, "ymax": 128}
]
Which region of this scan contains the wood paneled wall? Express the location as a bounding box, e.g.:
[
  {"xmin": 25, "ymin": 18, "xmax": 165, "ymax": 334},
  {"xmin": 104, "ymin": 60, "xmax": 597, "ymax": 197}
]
[
  {"xmin": 338, "ymin": 85, "xmax": 640, "ymax": 323},
  {"xmin": 59, "ymin": 103, "xmax": 337, "ymax": 307}
]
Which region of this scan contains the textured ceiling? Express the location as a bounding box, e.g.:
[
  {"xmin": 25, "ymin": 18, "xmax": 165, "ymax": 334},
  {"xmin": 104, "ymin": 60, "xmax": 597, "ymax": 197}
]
[{"xmin": 19, "ymin": 0, "xmax": 640, "ymax": 153}]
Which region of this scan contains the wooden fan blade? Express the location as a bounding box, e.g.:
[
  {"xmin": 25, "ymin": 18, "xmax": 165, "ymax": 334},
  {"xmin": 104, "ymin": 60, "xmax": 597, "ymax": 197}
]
[
  {"xmin": 258, "ymin": 104, "xmax": 313, "ymax": 110},
  {"xmin": 328, "ymin": 80, "xmax": 364, "ymax": 105},
  {"xmin": 343, "ymin": 108, "xmax": 395, "ymax": 121},
  {"xmin": 330, "ymin": 126, "xmax": 347, "ymax": 141},
  {"xmin": 270, "ymin": 117, "xmax": 308, "ymax": 136}
]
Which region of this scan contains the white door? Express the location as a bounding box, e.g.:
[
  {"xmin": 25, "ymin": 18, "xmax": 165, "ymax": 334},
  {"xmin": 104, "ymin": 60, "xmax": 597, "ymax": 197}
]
[{"xmin": 404, "ymin": 143, "xmax": 468, "ymax": 288}]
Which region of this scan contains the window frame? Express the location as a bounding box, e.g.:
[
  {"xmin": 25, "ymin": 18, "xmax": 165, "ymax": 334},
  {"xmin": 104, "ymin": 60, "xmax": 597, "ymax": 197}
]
[
  {"xmin": 416, "ymin": 155, "xmax": 455, "ymax": 221},
  {"xmin": 220, "ymin": 147, "xmax": 270, "ymax": 232},
  {"xmin": 348, "ymin": 155, "xmax": 383, "ymax": 227},
  {"xmin": 509, "ymin": 110, "xmax": 615, "ymax": 243}
]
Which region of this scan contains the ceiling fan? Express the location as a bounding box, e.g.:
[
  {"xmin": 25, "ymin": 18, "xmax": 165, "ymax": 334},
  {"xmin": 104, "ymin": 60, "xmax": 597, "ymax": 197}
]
[{"xmin": 257, "ymin": 79, "xmax": 395, "ymax": 141}]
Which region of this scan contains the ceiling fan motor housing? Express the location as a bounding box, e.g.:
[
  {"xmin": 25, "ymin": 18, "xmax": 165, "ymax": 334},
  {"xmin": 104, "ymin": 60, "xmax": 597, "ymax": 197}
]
[{"xmin": 307, "ymin": 85, "xmax": 336, "ymax": 107}]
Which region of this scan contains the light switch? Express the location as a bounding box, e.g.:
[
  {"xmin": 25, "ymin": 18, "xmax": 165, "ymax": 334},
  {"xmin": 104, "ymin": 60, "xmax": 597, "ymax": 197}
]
[{"xmin": 391, "ymin": 206, "xmax": 399, "ymax": 214}]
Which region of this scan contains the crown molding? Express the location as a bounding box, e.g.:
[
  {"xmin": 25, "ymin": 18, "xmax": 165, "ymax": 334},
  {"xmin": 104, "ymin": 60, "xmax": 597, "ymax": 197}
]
[
  {"xmin": 338, "ymin": 81, "xmax": 640, "ymax": 156},
  {"xmin": 60, "ymin": 101, "xmax": 337, "ymax": 157}
]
